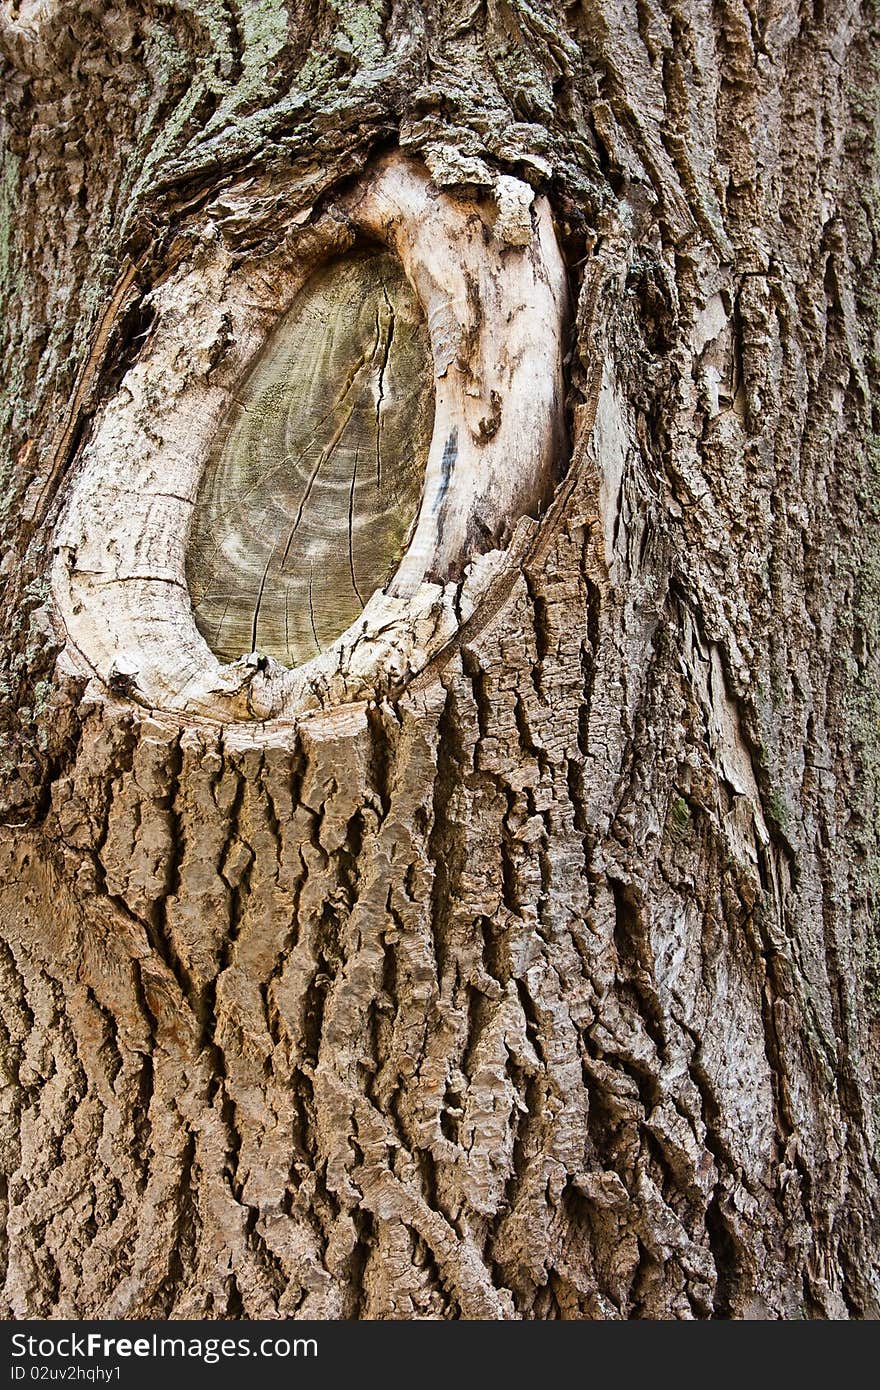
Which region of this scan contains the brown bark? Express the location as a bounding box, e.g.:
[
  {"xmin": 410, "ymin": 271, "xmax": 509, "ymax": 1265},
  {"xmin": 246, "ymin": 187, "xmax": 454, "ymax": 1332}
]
[{"xmin": 0, "ymin": 0, "xmax": 878, "ymax": 1319}]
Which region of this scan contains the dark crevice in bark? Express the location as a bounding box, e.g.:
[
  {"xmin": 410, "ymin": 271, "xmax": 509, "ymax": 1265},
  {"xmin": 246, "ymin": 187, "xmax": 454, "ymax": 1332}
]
[{"xmin": 426, "ymin": 679, "xmax": 466, "ymax": 988}]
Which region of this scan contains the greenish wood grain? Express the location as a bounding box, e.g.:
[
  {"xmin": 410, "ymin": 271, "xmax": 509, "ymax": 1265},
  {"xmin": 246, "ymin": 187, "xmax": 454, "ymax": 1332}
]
[{"xmin": 186, "ymin": 248, "xmax": 433, "ymax": 667}]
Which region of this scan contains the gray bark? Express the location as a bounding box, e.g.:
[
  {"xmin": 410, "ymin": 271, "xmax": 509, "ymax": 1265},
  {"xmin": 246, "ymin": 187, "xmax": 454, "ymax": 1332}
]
[{"xmin": 0, "ymin": 0, "xmax": 878, "ymax": 1319}]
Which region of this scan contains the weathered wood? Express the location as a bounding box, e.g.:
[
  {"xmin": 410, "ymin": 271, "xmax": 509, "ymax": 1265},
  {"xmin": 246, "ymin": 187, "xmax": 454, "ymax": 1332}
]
[
  {"xmin": 49, "ymin": 156, "xmax": 568, "ymax": 720},
  {"xmin": 187, "ymin": 248, "xmax": 433, "ymax": 667},
  {"xmin": 346, "ymin": 156, "xmax": 569, "ymax": 596}
]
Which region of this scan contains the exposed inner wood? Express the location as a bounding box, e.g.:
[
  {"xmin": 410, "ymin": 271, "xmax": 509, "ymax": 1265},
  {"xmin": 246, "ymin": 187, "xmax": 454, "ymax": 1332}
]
[
  {"xmin": 186, "ymin": 248, "xmax": 433, "ymax": 667},
  {"xmin": 347, "ymin": 158, "xmax": 569, "ymax": 597},
  {"xmin": 50, "ymin": 161, "xmax": 567, "ymax": 720}
]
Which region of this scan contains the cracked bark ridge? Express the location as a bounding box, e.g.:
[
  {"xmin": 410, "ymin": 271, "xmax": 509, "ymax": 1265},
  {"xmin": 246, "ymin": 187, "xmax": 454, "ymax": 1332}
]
[{"xmin": 0, "ymin": 0, "xmax": 878, "ymax": 1320}]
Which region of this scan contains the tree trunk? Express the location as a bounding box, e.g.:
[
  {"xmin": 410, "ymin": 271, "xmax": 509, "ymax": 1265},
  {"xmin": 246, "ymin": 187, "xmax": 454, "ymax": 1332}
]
[{"xmin": 0, "ymin": 0, "xmax": 878, "ymax": 1320}]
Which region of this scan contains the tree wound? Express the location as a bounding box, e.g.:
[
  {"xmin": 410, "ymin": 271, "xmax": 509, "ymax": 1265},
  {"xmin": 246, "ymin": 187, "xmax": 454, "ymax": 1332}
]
[
  {"xmin": 52, "ymin": 157, "xmax": 568, "ymax": 720},
  {"xmin": 186, "ymin": 248, "xmax": 434, "ymax": 668}
]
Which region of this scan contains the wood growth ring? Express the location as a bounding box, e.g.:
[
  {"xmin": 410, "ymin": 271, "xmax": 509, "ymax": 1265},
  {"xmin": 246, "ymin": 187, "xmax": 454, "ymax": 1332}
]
[
  {"xmin": 186, "ymin": 248, "xmax": 434, "ymax": 669},
  {"xmin": 52, "ymin": 155, "xmax": 569, "ymax": 722}
]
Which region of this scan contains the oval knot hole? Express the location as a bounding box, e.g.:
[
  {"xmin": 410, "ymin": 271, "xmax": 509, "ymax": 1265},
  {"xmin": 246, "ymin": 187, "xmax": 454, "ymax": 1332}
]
[{"xmin": 187, "ymin": 247, "xmax": 434, "ymax": 667}]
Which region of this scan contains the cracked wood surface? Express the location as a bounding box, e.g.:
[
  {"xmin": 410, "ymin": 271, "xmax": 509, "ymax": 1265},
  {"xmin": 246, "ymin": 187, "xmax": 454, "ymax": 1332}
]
[
  {"xmin": 0, "ymin": 0, "xmax": 879, "ymax": 1321},
  {"xmin": 48, "ymin": 154, "xmax": 568, "ymax": 718},
  {"xmin": 187, "ymin": 247, "xmax": 433, "ymax": 667}
]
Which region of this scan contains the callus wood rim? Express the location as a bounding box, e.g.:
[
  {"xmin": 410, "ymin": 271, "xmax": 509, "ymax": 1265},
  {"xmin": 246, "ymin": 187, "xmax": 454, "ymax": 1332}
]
[{"xmin": 52, "ymin": 154, "xmax": 569, "ymax": 724}]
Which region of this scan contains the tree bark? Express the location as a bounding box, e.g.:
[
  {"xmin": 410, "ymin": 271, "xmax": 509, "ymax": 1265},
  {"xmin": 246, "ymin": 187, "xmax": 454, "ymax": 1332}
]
[{"xmin": 0, "ymin": 0, "xmax": 878, "ymax": 1319}]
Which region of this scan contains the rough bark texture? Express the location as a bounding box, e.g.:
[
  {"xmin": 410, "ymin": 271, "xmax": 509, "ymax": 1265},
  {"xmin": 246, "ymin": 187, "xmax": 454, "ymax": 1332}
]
[{"xmin": 0, "ymin": 0, "xmax": 878, "ymax": 1319}]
